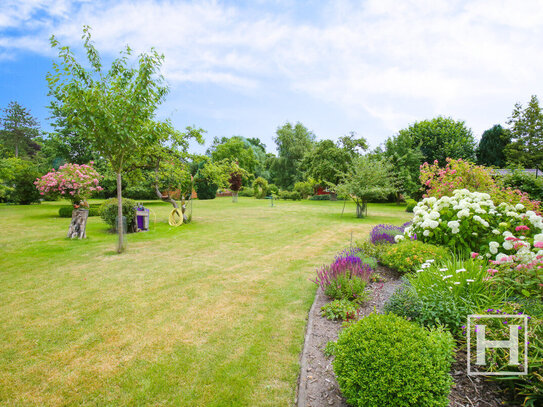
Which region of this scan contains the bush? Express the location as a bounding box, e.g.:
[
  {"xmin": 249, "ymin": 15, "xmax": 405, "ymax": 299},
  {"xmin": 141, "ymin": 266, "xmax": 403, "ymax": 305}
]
[
  {"xmin": 314, "ymin": 248, "xmax": 373, "ymax": 302},
  {"xmin": 100, "ymin": 198, "xmax": 137, "ymax": 232},
  {"xmin": 268, "ymin": 183, "xmax": 279, "ymax": 195},
  {"xmin": 294, "ymin": 181, "xmax": 313, "ymax": 198},
  {"xmin": 379, "ymin": 240, "xmax": 450, "ymax": 274},
  {"xmin": 253, "ymin": 177, "xmax": 269, "ymax": 199},
  {"xmin": 501, "ymin": 169, "xmax": 543, "ymax": 202},
  {"xmin": 321, "ymin": 299, "xmax": 358, "ymax": 321},
  {"xmin": 59, "ymin": 205, "xmax": 101, "ymax": 218},
  {"xmin": 194, "ymin": 177, "xmax": 218, "ymax": 200},
  {"xmin": 332, "ymin": 313, "xmax": 454, "ymax": 407},
  {"xmin": 10, "ymin": 162, "xmax": 41, "ymax": 204},
  {"xmin": 369, "ymin": 222, "xmax": 411, "ymax": 245},
  {"xmin": 404, "ymin": 189, "xmax": 543, "ymax": 261},
  {"xmin": 278, "ymin": 190, "xmax": 302, "ymax": 200},
  {"xmin": 384, "ymin": 282, "xmax": 423, "ymax": 322},
  {"xmin": 123, "ymin": 184, "xmax": 157, "ymax": 200},
  {"xmin": 309, "ymin": 194, "xmax": 330, "ymax": 200},
  {"xmin": 405, "ymin": 198, "xmax": 417, "ymax": 212},
  {"xmin": 238, "ymin": 187, "xmax": 254, "ymax": 197}
]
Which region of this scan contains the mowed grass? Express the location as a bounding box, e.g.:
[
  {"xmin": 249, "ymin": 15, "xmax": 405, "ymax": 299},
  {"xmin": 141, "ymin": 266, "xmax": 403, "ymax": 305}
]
[{"xmin": 0, "ymin": 198, "xmax": 410, "ymax": 406}]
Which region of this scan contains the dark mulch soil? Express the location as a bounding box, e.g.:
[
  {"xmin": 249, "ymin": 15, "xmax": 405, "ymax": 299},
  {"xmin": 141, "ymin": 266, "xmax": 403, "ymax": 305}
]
[{"xmin": 296, "ymin": 266, "xmax": 516, "ymax": 407}]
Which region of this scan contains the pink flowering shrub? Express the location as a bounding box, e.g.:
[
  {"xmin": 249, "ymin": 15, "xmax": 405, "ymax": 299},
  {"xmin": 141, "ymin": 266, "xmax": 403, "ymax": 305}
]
[
  {"xmin": 420, "ymin": 158, "xmax": 540, "ymax": 212},
  {"xmin": 34, "ymin": 162, "xmax": 103, "ymax": 205}
]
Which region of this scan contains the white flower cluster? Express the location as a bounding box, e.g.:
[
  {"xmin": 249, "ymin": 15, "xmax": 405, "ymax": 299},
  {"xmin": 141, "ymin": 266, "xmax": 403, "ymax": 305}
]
[{"xmin": 403, "ymin": 189, "xmax": 543, "ymax": 261}]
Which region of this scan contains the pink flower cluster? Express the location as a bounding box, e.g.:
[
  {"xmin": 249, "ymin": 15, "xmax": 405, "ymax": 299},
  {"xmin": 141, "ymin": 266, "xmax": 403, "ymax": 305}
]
[{"xmin": 34, "ymin": 162, "xmax": 103, "ymax": 204}]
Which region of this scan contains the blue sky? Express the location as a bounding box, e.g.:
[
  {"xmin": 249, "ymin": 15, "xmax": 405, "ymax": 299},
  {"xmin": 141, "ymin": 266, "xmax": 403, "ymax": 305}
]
[{"xmin": 2, "ymin": 0, "xmax": 543, "ymax": 154}]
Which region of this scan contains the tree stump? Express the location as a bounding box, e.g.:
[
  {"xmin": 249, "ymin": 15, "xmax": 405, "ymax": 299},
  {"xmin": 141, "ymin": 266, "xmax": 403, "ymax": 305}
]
[{"xmin": 67, "ymin": 209, "xmax": 89, "ymax": 239}]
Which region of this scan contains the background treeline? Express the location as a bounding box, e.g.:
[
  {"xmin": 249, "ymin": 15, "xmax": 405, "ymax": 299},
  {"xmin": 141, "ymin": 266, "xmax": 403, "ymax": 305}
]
[{"xmin": 1, "ymin": 94, "xmax": 542, "ymax": 205}]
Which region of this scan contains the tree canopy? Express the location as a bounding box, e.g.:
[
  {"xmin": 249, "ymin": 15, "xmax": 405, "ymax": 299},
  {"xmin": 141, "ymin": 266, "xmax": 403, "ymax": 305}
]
[
  {"xmin": 0, "ymin": 101, "xmax": 41, "ymax": 158},
  {"xmin": 476, "ymin": 124, "xmax": 511, "ymax": 168},
  {"xmin": 271, "ymin": 122, "xmax": 315, "ymax": 189},
  {"xmin": 505, "ymin": 95, "xmax": 543, "ymax": 169},
  {"xmin": 396, "ymin": 116, "xmax": 476, "ymax": 165}
]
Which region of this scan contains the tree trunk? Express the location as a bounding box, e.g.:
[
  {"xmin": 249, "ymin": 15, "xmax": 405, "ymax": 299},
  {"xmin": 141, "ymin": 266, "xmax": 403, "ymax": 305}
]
[
  {"xmin": 116, "ymin": 171, "xmax": 124, "ymax": 253},
  {"xmin": 15, "ymin": 143, "xmax": 18, "ymax": 158},
  {"xmin": 154, "ymin": 184, "xmax": 179, "ymax": 208},
  {"xmin": 232, "ymin": 191, "xmax": 238, "ymax": 203},
  {"xmin": 67, "ymin": 209, "xmax": 89, "ymax": 239},
  {"xmin": 355, "ymin": 200, "xmax": 367, "ymax": 218}
]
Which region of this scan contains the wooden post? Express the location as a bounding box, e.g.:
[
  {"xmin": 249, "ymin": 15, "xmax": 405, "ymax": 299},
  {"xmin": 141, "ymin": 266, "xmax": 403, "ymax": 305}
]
[{"xmin": 67, "ymin": 209, "xmax": 89, "ymax": 239}]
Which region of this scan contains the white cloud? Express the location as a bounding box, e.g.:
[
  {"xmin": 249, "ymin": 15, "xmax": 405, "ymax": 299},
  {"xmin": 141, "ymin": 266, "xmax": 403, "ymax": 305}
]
[{"xmin": 2, "ymin": 0, "xmax": 543, "ymax": 144}]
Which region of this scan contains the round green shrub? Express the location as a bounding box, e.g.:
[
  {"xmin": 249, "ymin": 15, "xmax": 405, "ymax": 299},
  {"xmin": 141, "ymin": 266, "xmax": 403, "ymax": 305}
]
[
  {"xmin": 309, "ymin": 194, "xmax": 331, "ymax": 200},
  {"xmin": 253, "ymin": 177, "xmax": 269, "ymax": 199},
  {"xmin": 100, "ymin": 198, "xmax": 137, "ymax": 232},
  {"xmin": 238, "ymin": 187, "xmax": 254, "ymax": 197},
  {"xmin": 379, "ymin": 240, "xmax": 450, "ymax": 274},
  {"xmin": 405, "ymin": 199, "xmax": 417, "ymax": 212},
  {"xmin": 194, "ymin": 178, "xmax": 218, "ymax": 200},
  {"xmin": 333, "ymin": 313, "xmax": 454, "ymax": 407}
]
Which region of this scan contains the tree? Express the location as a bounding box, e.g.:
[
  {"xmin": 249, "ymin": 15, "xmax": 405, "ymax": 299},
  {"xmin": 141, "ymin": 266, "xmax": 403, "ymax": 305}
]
[
  {"xmin": 383, "ymin": 131, "xmax": 424, "ymax": 199},
  {"xmin": 193, "ymin": 158, "xmax": 229, "ymax": 200},
  {"xmin": 335, "ymin": 156, "xmax": 397, "ymax": 218},
  {"xmin": 505, "ymin": 95, "xmax": 543, "ymax": 169},
  {"xmin": 47, "ymin": 26, "xmax": 172, "ymax": 252},
  {"xmin": 0, "ymin": 101, "xmax": 41, "ymax": 158},
  {"xmin": 337, "ymin": 132, "xmax": 368, "ymax": 155},
  {"xmin": 208, "ymin": 136, "xmax": 258, "ymax": 174},
  {"xmin": 476, "ymin": 125, "xmax": 511, "ymax": 168},
  {"xmin": 397, "ymin": 116, "xmax": 476, "ymax": 165},
  {"xmin": 271, "ymin": 122, "xmax": 315, "ymax": 189},
  {"xmin": 0, "ymin": 157, "xmax": 41, "ymax": 204},
  {"xmin": 300, "ymin": 139, "xmax": 353, "ymax": 186}
]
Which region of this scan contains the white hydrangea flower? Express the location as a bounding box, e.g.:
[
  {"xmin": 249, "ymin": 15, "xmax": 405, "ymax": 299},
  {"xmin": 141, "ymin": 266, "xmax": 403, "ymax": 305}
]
[
  {"xmin": 503, "ymin": 240, "xmax": 514, "ymax": 250},
  {"xmin": 423, "ymin": 230, "xmax": 431, "ymax": 237},
  {"xmin": 394, "ymin": 235, "xmax": 405, "ymax": 243},
  {"xmin": 516, "ymin": 203, "xmax": 525, "ymax": 210}
]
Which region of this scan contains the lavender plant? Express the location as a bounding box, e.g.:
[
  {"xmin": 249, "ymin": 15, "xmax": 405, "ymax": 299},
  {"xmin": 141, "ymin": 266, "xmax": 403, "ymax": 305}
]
[{"xmin": 370, "ymin": 222, "xmax": 413, "ymax": 245}]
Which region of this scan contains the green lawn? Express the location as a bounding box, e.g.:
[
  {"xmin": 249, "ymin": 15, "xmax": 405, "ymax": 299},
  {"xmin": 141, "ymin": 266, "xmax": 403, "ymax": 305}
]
[{"xmin": 0, "ymin": 198, "xmax": 410, "ymax": 406}]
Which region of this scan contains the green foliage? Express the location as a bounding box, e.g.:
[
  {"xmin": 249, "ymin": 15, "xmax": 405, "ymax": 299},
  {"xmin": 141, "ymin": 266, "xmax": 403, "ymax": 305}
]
[
  {"xmin": 383, "ymin": 131, "xmax": 425, "ymax": 198},
  {"xmin": 405, "ymin": 199, "xmax": 417, "ymax": 212},
  {"xmin": 332, "ymin": 313, "xmax": 454, "ymax": 407},
  {"xmin": 506, "ymin": 95, "xmax": 543, "ymax": 169},
  {"xmin": 321, "ymin": 299, "xmax": 358, "ymax": 321},
  {"xmin": 238, "ymin": 187, "xmax": 254, "ymax": 197},
  {"xmin": 100, "ymin": 198, "xmax": 137, "ymax": 232},
  {"xmin": 397, "ymin": 116, "xmax": 476, "ymax": 164},
  {"xmin": 383, "ymin": 282, "xmax": 422, "ymax": 321},
  {"xmin": 501, "ymin": 169, "xmax": 543, "ymax": 201},
  {"xmin": 476, "ymin": 124, "xmax": 511, "ymax": 167},
  {"xmin": 309, "ymin": 194, "xmax": 330, "ymax": 200},
  {"xmin": 300, "ymin": 139, "xmax": 352, "ymax": 186},
  {"xmin": 271, "ymin": 122, "xmax": 315, "ymax": 189},
  {"xmin": 208, "ymin": 136, "xmax": 258, "ymax": 173},
  {"xmin": 253, "ymin": 176, "xmax": 269, "ymax": 199},
  {"xmin": 278, "ymin": 190, "xmax": 301, "ymax": 200},
  {"xmin": 194, "ymin": 159, "xmax": 229, "ymax": 200},
  {"xmin": 324, "ymin": 274, "xmax": 367, "ymax": 302},
  {"xmin": 59, "ymin": 205, "xmax": 101, "ymax": 218},
  {"xmin": 355, "ymin": 239, "xmax": 388, "ymax": 259},
  {"xmin": 293, "ymin": 180, "xmax": 313, "ymax": 198},
  {"xmin": 0, "ymin": 101, "xmax": 41, "ymax": 158},
  {"xmin": 0, "ymin": 158, "xmax": 41, "ymax": 204},
  {"xmin": 335, "ymin": 156, "xmax": 397, "ymax": 218},
  {"xmin": 379, "ymin": 240, "xmax": 450, "ymax": 274},
  {"xmin": 268, "ymin": 183, "xmax": 279, "ymax": 195}
]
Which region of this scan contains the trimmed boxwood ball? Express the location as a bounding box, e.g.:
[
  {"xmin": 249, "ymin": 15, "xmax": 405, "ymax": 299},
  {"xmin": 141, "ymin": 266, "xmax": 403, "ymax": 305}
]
[{"xmin": 333, "ymin": 313, "xmax": 454, "ymax": 407}]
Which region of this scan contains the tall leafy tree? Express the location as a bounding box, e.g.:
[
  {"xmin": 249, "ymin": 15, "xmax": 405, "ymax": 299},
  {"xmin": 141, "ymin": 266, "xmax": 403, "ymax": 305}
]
[
  {"xmin": 271, "ymin": 121, "xmax": 315, "ymax": 189},
  {"xmin": 476, "ymin": 124, "xmax": 511, "ymax": 167},
  {"xmin": 301, "ymin": 138, "xmax": 364, "ymax": 186},
  {"xmin": 335, "ymin": 156, "xmax": 397, "ymax": 218},
  {"xmin": 505, "ymin": 95, "xmax": 543, "ymax": 169},
  {"xmin": 47, "ymin": 26, "xmax": 174, "ymax": 252},
  {"xmin": 383, "ymin": 131, "xmax": 424, "ymax": 199},
  {"xmin": 397, "ymin": 116, "xmax": 476, "ymax": 165},
  {"xmin": 207, "ymin": 136, "xmax": 258, "ymax": 173},
  {"xmin": 0, "ymin": 101, "xmax": 41, "ymax": 158}
]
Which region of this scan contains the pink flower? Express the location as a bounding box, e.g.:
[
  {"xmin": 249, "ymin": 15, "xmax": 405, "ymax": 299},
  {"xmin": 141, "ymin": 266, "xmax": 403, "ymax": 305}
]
[
  {"xmin": 487, "ymin": 268, "xmax": 499, "ymax": 275},
  {"xmin": 471, "ymin": 252, "xmax": 479, "ymax": 259},
  {"xmin": 535, "ymin": 242, "xmax": 543, "ymax": 249}
]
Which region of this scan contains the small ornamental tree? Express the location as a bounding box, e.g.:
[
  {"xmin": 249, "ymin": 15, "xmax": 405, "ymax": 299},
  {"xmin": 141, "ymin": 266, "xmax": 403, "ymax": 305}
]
[
  {"xmin": 47, "ymin": 26, "xmax": 171, "ymax": 252},
  {"xmin": 335, "ymin": 156, "xmax": 396, "ymax": 218},
  {"xmin": 34, "ymin": 162, "xmax": 103, "ymax": 206},
  {"xmin": 228, "ymin": 161, "xmax": 248, "ymax": 203}
]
